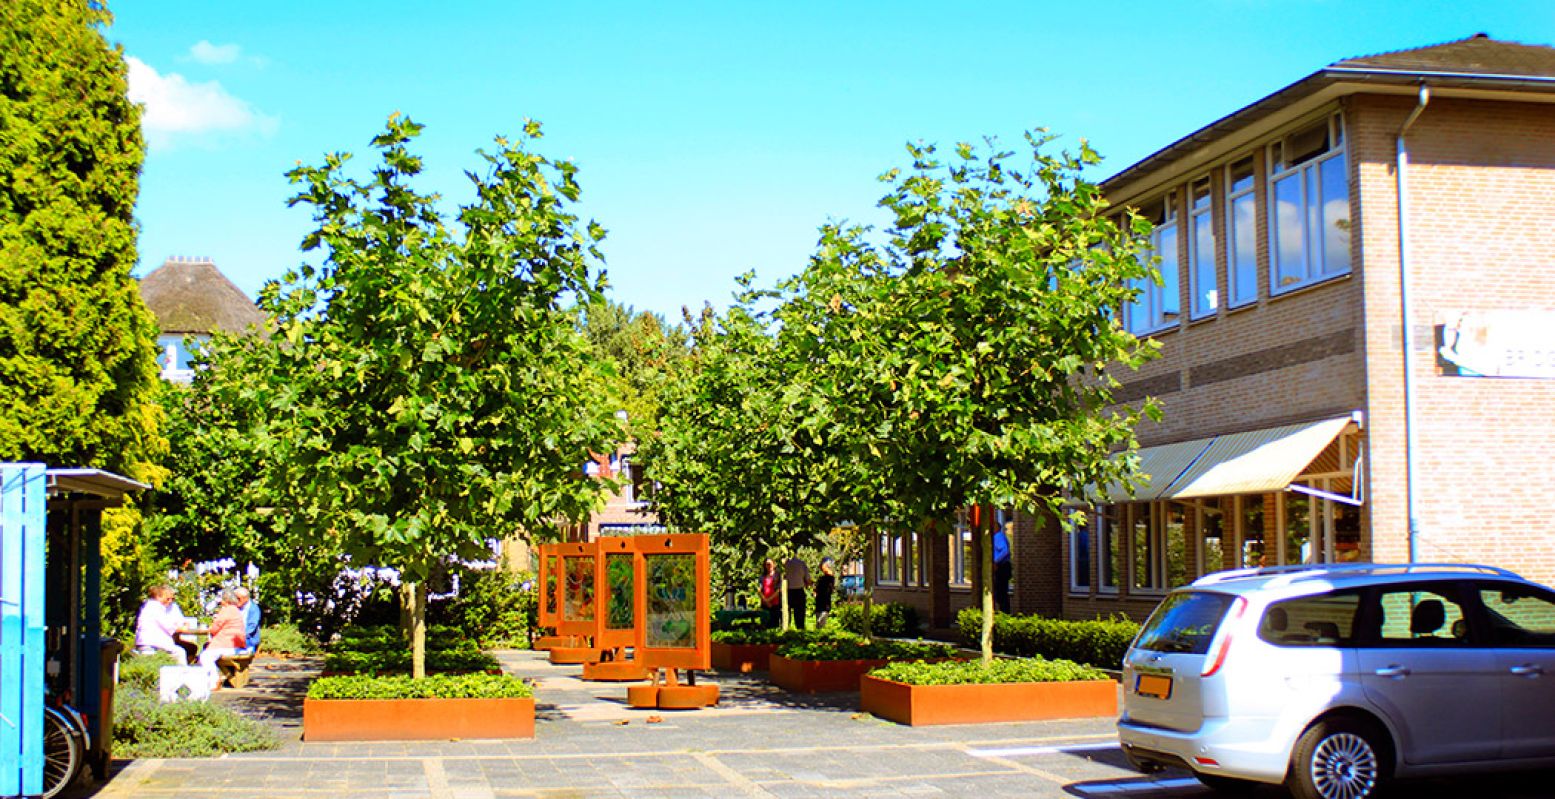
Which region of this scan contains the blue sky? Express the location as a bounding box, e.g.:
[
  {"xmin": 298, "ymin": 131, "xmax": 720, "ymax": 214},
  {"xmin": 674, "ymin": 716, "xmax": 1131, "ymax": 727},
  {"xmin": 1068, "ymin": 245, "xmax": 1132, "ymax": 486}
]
[{"xmin": 112, "ymin": 1, "xmax": 1555, "ymax": 322}]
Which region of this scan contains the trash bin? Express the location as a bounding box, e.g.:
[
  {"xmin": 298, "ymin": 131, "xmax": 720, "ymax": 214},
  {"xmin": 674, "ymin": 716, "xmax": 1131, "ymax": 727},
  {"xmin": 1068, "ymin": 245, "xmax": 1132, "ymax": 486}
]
[{"xmin": 93, "ymin": 637, "xmax": 125, "ymax": 778}]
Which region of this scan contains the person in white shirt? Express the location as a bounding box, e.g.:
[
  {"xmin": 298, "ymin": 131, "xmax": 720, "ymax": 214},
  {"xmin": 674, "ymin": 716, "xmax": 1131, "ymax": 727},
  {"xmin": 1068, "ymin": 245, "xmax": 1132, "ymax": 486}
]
[
  {"xmin": 134, "ymin": 585, "xmax": 192, "ymax": 664},
  {"xmin": 783, "ymin": 556, "xmax": 812, "ymax": 629}
]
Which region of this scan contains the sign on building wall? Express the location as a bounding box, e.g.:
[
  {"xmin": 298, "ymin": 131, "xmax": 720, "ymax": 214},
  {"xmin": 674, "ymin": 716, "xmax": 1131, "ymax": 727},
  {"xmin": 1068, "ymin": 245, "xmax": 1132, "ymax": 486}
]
[{"xmin": 1438, "ymin": 310, "xmax": 1555, "ymax": 379}]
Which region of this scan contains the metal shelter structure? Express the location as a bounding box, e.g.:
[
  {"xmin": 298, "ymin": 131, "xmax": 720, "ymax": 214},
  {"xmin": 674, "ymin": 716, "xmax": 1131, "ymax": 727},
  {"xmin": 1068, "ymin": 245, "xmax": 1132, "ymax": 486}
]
[{"xmin": 1, "ymin": 464, "xmax": 146, "ymax": 796}]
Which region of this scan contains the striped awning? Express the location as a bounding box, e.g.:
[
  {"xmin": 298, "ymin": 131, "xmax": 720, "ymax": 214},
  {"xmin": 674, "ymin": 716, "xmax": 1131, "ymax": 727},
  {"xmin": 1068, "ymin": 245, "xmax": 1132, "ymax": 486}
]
[
  {"xmin": 1166, "ymin": 417, "xmax": 1354, "ymax": 499},
  {"xmin": 1100, "ymin": 436, "xmax": 1214, "ymax": 503}
]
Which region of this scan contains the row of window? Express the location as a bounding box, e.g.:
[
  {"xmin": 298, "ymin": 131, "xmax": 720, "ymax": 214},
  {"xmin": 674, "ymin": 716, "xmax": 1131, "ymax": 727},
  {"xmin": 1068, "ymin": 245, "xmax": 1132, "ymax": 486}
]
[
  {"xmin": 1124, "ymin": 113, "xmax": 1352, "ymax": 335},
  {"xmin": 1258, "ymin": 581, "xmax": 1555, "ymax": 650},
  {"xmin": 1069, "ymin": 487, "xmax": 1362, "ymax": 594},
  {"xmin": 875, "ymin": 515, "xmax": 1012, "ymax": 589}
]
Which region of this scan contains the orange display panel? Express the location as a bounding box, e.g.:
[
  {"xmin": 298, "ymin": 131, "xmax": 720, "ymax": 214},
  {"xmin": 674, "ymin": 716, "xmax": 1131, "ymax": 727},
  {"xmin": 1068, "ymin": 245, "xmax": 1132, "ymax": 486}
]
[
  {"xmin": 537, "ymin": 545, "xmax": 561, "ymax": 629},
  {"xmin": 631, "ymin": 534, "xmax": 711, "ymax": 671},
  {"xmin": 554, "ymin": 541, "xmax": 598, "ymax": 638},
  {"xmin": 594, "ymin": 536, "xmax": 638, "ymax": 651}
]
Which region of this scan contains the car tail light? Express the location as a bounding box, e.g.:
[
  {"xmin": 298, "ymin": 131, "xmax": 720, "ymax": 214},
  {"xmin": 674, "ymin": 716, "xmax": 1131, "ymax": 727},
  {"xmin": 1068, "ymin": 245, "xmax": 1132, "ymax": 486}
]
[
  {"xmin": 1200, "ymin": 596, "xmax": 1248, "ymax": 678},
  {"xmin": 1194, "ymin": 757, "xmax": 1220, "ymax": 767}
]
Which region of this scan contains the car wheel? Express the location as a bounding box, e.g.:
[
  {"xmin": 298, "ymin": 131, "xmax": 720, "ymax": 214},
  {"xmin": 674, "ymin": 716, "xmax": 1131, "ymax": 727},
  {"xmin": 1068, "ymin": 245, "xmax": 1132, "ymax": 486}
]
[
  {"xmin": 1287, "ymin": 715, "xmax": 1389, "ymax": 799},
  {"xmin": 1194, "ymin": 773, "xmax": 1258, "ymax": 794}
]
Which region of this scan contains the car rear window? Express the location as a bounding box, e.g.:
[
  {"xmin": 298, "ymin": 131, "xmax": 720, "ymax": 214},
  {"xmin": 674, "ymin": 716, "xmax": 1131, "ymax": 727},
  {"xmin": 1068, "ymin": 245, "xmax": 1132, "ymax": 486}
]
[
  {"xmin": 1134, "ymin": 591, "xmax": 1235, "ymax": 655},
  {"xmin": 1258, "ymin": 591, "xmax": 1361, "ymax": 647}
]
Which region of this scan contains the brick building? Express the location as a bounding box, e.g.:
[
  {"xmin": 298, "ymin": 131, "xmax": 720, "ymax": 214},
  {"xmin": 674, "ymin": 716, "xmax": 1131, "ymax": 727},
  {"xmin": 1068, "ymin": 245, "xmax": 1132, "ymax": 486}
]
[{"xmin": 869, "ymin": 35, "xmax": 1555, "ymax": 627}]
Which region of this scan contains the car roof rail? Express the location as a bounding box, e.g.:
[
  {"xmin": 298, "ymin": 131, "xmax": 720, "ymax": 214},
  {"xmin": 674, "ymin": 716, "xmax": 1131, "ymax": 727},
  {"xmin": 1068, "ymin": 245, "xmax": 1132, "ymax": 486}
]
[{"xmin": 1192, "ymin": 562, "xmax": 1523, "ymax": 588}]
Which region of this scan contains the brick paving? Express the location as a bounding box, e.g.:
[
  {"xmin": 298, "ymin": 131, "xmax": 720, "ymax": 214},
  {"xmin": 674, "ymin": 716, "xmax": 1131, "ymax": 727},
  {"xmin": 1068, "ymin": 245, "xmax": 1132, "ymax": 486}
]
[{"xmin": 76, "ymin": 650, "xmax": 1555, "ymax": 799}]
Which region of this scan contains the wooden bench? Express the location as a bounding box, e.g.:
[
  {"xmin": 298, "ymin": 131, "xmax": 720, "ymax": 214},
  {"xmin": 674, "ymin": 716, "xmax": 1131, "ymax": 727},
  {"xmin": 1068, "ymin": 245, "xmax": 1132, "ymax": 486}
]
[{"xmin": 216, "ymin": 653, "xmax": 257, "ymax": 688}]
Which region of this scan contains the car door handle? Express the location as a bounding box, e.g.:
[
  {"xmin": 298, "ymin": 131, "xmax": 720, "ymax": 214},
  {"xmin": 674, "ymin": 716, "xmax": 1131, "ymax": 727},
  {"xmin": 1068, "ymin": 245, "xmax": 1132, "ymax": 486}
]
[
  {"xmin": 1510, "ymin": 664, "xmax": 1545, "ymax": 677},
  {"xmin": 1374, "ymin": 665, "xmax": 1411, "ymax": 678}
]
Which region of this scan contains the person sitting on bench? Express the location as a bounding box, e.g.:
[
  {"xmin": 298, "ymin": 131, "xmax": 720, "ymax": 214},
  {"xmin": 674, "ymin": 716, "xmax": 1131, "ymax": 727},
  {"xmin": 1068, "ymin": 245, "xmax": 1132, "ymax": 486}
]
[
  {"xmin": 134, "ymin": 585, "xmax": 195, "ymax": 664},
  {"xmin": 235, "ymin": 587, "xmax": 261, "ymax": 654},
  {"xmin": 199, "ymin": 590, "xmax": 248, "ymax": 689}
]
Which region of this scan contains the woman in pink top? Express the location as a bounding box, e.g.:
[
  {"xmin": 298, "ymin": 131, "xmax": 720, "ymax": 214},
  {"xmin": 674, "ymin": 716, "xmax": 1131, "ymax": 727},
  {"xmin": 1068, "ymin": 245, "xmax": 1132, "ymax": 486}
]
[{"xmin": 199, "ymin": 591, "xmax": 247, "ymax": 688}]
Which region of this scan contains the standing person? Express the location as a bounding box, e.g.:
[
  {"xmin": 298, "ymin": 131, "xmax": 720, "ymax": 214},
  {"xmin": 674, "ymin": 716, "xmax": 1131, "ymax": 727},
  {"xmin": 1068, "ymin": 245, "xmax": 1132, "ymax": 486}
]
[
  {"xmin": 200, "ymin": 590, "xmax": 247, "ymax": 689},
  {"xmin": 783, "ymin": 555, "xmax": 811, "ymax": 629},
  {"xmin": 992, "ymin": 514, "xmax": 1012, "ymax": 614},
  {"xmin": 814, "ymin": 557, "xmax": 836, "ymax": 627},
  {"xmin": 235, "ymin": 587, "xmax": 262, "ymax": 653},
  {"xmin": 134, "ymin": 585, "xmax": 191, "ymax": 664},
  {"xmin": 758, "ymin": 559, "xmax": 781, "ymax": 628}
]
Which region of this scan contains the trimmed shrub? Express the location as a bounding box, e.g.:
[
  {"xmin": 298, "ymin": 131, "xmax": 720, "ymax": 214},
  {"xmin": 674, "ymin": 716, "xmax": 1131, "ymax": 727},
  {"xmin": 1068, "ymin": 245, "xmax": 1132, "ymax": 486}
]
[
  {"xmin": 869, "ymin": 657, "xmax": 1108, "ymax": 685},
  {"xmin": 307, "ymin": 673, "xmax": 532, "ymax": 700},
  {"xmin": 322, "ymin": 648, "xmax": 501, "ymax": 675},
  {"xmin": 711, "ymin": 628, "xmax": 853, "ymax": 646},
  {"xmin": 260, "ymin": 623, "xmax": 321, "ymax": 656},
  {"xmin": 957, "ymin": 609, "xmax": 1138, "ymax": 670},
  {"xmin": 776, "ymin": 637, "xmax": 954, "ymax": 662},
  {"xmin": 832, "ymin": 601, "xmax": 919, "ymax": 638}
]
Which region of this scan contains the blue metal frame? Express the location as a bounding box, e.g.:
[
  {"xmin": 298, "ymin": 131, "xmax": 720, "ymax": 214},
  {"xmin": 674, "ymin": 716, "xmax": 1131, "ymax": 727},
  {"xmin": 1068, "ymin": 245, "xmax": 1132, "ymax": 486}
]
[{"xmin": 1, "ymin": 463, "xmax": 46, "ymax": 797}]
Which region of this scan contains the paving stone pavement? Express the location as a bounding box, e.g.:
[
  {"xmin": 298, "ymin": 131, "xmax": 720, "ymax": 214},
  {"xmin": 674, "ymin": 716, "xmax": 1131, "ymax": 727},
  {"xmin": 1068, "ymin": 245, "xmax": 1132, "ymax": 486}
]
[{"xmin": 74, "ymin": 650, "xmax": 1555, "ymax": 799}]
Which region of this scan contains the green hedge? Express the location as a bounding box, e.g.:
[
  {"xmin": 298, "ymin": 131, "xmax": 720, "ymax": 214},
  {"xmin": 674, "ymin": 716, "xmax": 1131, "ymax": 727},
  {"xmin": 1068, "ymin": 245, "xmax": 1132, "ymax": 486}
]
[
  {"xmin": 869, "ymin": 657, "xmax": 1108, "ymax": 685},
  {"xmin": 711, "ymin": 628, "xmax": 853, "ymax": 646},
  {"xmin": 956, "ymin": 609, "xmax": 1138, "ymax": 670},
  {"xmin": 118, "ymin": 651, "xmax": 177, "ymax": 692},
  {"xmin": 308, "ymin": 673, "xmax": 533, "ymax": 700},
  {"xmin": 776, "ymin": 637, "xmax": 954, "ymax": 662},
  {"xmin": 323, "ymin": 648, "xmax": 501, "ymax": 675},
  {"xmin": 831, "ymin": 601, "xmax": 918, "ymax": 638},
  {"xmin": 261, "ymin": 623, "xmax": 322, "ymax": 655}
]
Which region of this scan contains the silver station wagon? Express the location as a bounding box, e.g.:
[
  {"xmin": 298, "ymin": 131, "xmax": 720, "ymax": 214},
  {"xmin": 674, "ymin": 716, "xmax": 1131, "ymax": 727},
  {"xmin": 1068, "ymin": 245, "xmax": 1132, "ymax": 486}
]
[{"xmin": 1117, "ymin": 563, "xmax": 1555, "ymax": 799}]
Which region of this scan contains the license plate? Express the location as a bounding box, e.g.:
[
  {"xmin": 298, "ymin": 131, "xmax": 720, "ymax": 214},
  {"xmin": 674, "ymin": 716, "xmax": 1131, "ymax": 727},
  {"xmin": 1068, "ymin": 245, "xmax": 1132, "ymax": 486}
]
[{"xmin": 1136, "ymin": 673, "xmax": 1172, "ymax": 700}]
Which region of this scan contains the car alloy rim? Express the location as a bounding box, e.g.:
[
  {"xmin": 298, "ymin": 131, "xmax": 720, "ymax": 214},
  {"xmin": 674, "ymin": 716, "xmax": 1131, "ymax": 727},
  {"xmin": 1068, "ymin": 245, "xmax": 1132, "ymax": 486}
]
[{"xmin": 1310, "ymin": 732, "xmax": 1377, "ymax": 799}]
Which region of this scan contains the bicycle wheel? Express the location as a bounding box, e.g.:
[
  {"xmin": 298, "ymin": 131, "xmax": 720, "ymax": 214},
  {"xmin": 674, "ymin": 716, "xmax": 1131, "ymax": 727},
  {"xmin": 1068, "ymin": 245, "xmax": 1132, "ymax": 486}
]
[{"xmin": 42, "ymin": 706, "xmax": 83, "ymax": 799}]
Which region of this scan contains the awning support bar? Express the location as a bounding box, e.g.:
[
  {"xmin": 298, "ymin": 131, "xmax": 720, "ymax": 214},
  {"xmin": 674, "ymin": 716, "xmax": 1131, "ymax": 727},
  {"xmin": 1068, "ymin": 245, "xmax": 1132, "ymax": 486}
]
[{"xmin": 1287, "ymin": 483, "xmax": 1363, "ymax": 507}]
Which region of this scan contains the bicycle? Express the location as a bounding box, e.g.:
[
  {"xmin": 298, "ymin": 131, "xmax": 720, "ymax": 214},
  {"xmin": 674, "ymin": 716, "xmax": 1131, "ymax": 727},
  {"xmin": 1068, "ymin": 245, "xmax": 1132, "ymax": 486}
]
[{"xmin": 42, "ymin": 699, "xmax": 88, "ymax": 799}]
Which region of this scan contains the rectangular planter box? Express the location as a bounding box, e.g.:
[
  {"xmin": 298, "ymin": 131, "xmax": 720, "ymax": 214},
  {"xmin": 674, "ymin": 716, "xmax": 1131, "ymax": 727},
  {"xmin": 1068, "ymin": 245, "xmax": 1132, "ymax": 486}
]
[
  {"xmin": 303, "ymin": 696, "xmax": 535, "ymax": 741},
  {"xmin": 769, "ymin": 654, "xmax": 890, "ymax": 693},
  {"xmin": 711, "ymin": 642, "xmax": 779, "ymax": 673},
  {"xmin": 860, "ymin": 675, "xmax": 1118, "ymax": 726}
]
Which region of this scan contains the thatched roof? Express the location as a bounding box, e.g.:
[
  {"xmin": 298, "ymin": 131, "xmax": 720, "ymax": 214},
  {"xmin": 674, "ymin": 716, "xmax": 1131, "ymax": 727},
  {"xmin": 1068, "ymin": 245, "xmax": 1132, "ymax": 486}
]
[{"xmin": 139, "ymin": 257, "xmax": 266, "ymax": 335}]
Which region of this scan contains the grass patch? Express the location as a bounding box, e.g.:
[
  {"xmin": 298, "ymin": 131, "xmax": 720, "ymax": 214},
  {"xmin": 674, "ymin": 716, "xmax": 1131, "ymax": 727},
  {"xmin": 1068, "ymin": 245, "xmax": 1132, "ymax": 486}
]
[{"xmin": 260, "ymin": 623, "xmax": 321, "ymax": 656}]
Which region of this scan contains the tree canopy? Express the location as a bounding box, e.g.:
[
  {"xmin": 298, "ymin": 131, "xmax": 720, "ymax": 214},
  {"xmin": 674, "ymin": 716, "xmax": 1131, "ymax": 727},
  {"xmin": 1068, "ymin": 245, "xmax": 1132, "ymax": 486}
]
[{"xmin": 0, "ymin": 0, "xmax": 163, "ymax": 479}]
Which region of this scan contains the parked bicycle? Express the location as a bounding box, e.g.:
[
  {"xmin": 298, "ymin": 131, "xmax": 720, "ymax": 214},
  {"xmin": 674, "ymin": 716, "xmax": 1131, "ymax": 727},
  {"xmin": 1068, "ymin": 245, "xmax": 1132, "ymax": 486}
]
[{"xmin": 42, "ymin": 698, "xmax": 88, "ymax": 799}]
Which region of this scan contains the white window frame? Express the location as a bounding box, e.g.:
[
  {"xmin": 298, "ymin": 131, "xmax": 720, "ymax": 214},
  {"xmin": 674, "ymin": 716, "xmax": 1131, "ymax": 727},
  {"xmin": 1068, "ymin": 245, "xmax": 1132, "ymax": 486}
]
[
  {"xmin": 1268, "ymin": 114, "xmax": 1350, "ymax": 295},
  {"xmin": 875, "ymin": 530, "xmax": 902, "ymax": 585},
  {"xmin": 1188, "ymin": 177, "xmax": 1217, "ymax": 320},
  {"xmin": 951, "ymin": 511, "xmax": 972, "ymax": 587},
  {"xmin": 1129, "ymin": 503, "xmax": 1166, "ymax": 595},
  {"xmin": 1225, "ymin": 157, "xmax": 1258, "ymax": 307},
  {"xmin": 1097, "ymin": 506, "xmax": 1120, "ymax": 594},
  {"xmin": 1125, "ymin": 192, "xmax": 1180, "ymax": 335},
  {"xmin": 1069, "ymin": 513, "xmax": 1092, "ymax": 593}
]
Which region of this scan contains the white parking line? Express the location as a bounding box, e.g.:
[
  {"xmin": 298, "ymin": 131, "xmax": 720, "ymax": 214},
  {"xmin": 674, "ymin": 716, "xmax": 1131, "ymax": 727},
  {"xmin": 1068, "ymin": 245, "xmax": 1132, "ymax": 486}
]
[
  {"xmin": 1074, "ymin": 777, "xmax": 1200, "ymax": 794},
  {"xmin": 966, "ymin": 742, "xmax": 1120, "ymax": 758}
]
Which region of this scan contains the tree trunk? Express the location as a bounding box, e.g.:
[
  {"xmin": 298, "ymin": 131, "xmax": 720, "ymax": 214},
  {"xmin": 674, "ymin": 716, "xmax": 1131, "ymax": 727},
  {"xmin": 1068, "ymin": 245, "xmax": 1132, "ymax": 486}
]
[
  {"xmin": 779, "ymin": 570, "xmax": 791, "ymax": 632},
  {"xmin": 407, "ymin": 581, "xmax": 428, "ymax": 679},
  {"xmin": 980, "ymin": 507, "xmax": 994, "ymax": 665},
  {"xmin": 860, "ymin": 525, "xmax": 874, "ymax": 643},
  {"xmin": 398, "ymin": 582, "xmax": 413, "ymax": 639}
]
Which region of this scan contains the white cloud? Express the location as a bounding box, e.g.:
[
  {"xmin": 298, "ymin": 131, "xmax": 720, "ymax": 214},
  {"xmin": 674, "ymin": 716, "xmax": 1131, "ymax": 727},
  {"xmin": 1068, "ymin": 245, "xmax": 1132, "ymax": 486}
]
[
  {"xmin": 187, "ymin": 40, "xmax": 242, "ymax": 65},
  {"xmin": 125, "ymin": 57, "xmax": 278, "ymax": 149}
]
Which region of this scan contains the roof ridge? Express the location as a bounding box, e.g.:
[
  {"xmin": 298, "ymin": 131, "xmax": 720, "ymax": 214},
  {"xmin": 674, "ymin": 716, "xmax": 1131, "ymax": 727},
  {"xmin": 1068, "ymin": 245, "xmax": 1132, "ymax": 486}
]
[{"xmin": 1332, "ymin": 34, "xmax": 1487, "ymax": 67}]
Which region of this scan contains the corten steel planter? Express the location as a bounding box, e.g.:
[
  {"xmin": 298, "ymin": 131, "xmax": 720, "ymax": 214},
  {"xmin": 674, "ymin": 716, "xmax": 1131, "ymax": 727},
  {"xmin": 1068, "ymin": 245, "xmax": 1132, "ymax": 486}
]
[
  {"xmin": 582, "ymin": 659, "xmax": 650, "ymax": 681},
  {"xmin": 769, "ymin": 654, "xmax": 892, "ymax": 694},
  {"xmin": 532, "ymin": 635, "xmax": 577, "ymax": 651},
  {"xmin": 302, "ymin": 696, "xmax": 535, "ymax": 741},
  {"xmin": 859, "ymin": 675, "xmax": 1118, "ymax": 726},
  {"xmin": 548, "ymin": 646, "xmax": 600, "ymax": 665},
  {"xmin": 711, "ymin": 642, "xmax": 778, "ymax": 673}
]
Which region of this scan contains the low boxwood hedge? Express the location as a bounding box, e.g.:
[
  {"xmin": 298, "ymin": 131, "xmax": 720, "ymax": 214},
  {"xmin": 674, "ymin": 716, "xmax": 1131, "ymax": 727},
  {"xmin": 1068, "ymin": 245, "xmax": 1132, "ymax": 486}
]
[
  {"xmin": 869, "ymin": 657, "xmax": 1108, "ymax": 686},
  {"xmin": 711, "ymin": 628, "xmax": 854, "ymax": 646},
  {"xmin": 308, "ymin": 672, "xmax": 532, "ymax": 700},
  {"xmin": 776, "ymin": 637, "xmax": 955, "ymax": 662},
  {"xmin": 322, "ymin": 648, "xmax": 501, "ymax": 675},
  {"xmin": 956, "ymin": 609, "xmax": 1138, "ymax": 670},
  {"xmin": 831, "ymin": 601, "xmax": 918, "ymax": 638}
]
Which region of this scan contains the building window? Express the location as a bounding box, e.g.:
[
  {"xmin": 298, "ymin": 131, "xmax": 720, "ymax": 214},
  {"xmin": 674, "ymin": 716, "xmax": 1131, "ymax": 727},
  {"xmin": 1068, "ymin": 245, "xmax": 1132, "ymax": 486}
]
[
  {"xmin": 1225, "ymin": 157, "xmax": 1258, "ymax": 307},
  {"xmin": 876, "ymin": 530, "xmax": 902, "ymax": 585},
  {"xmin": 1240, "ymin": 495, "xmax": 1266, "ymax": 568},
  {"xmin": 951, "ymin": 512, "xmax": 972, "ymax": 586},
  {"xmin": 1125, "ymin": 193, "xmax": 1180, "ymax": 334},
  {"xmin": 1130, "ymin": 504, "xmax": 1159, "ymax": 592},
  {"xmin": 1198, "ymin": 498, "xmax": 1227, "ymax": 575},
  {"xmin": 1188, "ymin": 178, "xmax": 1216, "ymax": 319},
  {"xmin": 1283, "ymin": 493, "xmax": 1313, "ymax": 565},
  {"xmin": 1269, "ymin": 114, "xmax": 1349, "ymax": 293},
  {"xmin": 1165, "ymin": 503, "xmax": 1189, "ymax": 588},
  {"xmin": 1098, "ymin": 506, "xmax": 1120, "ymax": 593},
  {"xmin": 1070, "ymin": 515, "xmax": 1091, "ymax": 592}
]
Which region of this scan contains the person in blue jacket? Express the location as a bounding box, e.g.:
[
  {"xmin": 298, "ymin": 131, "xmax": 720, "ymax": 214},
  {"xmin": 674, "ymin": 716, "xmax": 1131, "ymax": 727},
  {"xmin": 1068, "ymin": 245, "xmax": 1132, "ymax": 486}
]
[
  {"xmin": 992, "ymin": 515, "xmax": 1012, "ymax": 614},
  {"xmin": 235, "ymin": 587, "xmax": 262, "ymax": 653}
]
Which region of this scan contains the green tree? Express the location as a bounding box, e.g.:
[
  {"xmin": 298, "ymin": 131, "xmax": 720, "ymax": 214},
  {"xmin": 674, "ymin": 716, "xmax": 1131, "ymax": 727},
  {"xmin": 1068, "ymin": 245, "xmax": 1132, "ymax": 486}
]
[
  {"xmin": 579, "ymin": 299, "xmax": 690, "ymax": 439},
  {"xmin": 0, "ymin": 0, "xmax": 163, "ymax": 480},
  {"xmin": 225, "ymin": 116, "xmax": 621, "ymax": 676},
  {"xmin": 772, "ymin": 132, "xmax": 1160, "ymax": 660}
]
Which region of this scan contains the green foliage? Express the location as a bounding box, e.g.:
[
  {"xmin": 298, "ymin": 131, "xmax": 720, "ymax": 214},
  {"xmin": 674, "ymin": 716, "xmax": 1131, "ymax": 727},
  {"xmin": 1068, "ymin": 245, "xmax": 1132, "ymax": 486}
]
[
  {"xmin": 190, "ymin": 116, "xmax": 623, "ymax": 677},
  {"xmin": 428, "ymin": 567, "xmax": 535, "ymax": 648},
  {"xmin": 118, "ymin": 651, "xmax": 177, "ymax": 692},
  {"xmin": 579, "ymin": 300, "xmax": 691, "ymax": 439},
  {"xmin": 956, "ymin": 609, "xmax": 1138, "ymax": 670},
  {"xmin": 259, "ymin": 624, "xmax": 320, "ymax": 656},
  {"xmin": 323, "ymin": 648, "xmax": 500, "ymax": 675},
  {"xmin": 114, "ymin": 684, "xmax": 279, "ymax": 758},
  {"xmin": 307, "ymin": 673, "xmax": 532, "ymax": 700},
  {"xmin": 869, "ymin": 657, "xmax": 1108, "ymax": 685},
  {"xmin": 0, "ymin": 0, "xmax": 165, "ymax": 481},
  {"xmin": 832, "ymin": 601, "xmax": 918, "ymax": 638},
  {"xmin": 711, "ymin": 627, "xmax": 850, "ymax": 646},
  {"xmin": 776, "ymin": 637, "xmax": 954, "ymax": 662}
]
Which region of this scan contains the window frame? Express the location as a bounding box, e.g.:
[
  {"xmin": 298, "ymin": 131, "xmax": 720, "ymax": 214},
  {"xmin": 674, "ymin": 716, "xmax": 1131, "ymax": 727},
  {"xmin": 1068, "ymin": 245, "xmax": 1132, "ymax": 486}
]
[
  {"xmin": 1097, "ymin": 505, "xmax": 1120, "ymax": 595},
  {"xmin": 1069, "ymin": 513, "xmax": 1092, "ymax": 593},
  {"xmin": 1187, "ymin": 176, "xmax": 1217, "ymax": 320},
  {"xmin": 1224, "ymin": 156, "xmax": 1259, "ymax": 308},
  {"xmin": 1125, "ymin": 192, "xmax": 1181, "ymax": 335},
  {"xmin": 1267, "ymin": 113, "xmax": 1351, "ymax": 296}
]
